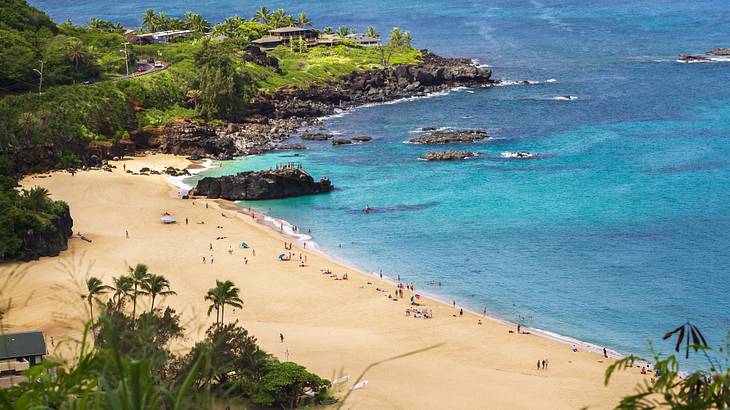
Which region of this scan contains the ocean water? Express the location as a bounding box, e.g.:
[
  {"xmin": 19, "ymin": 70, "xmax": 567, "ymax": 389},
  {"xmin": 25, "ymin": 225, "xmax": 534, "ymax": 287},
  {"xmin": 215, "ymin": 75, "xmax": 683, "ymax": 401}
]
[{"xmin": 33, "ymin": 0, "xmax": 730, "ymax": 367}]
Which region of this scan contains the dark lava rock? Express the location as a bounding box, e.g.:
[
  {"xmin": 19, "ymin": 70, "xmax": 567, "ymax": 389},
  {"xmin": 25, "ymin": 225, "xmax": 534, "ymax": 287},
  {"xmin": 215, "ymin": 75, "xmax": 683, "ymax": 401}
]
[
  {"xmin": 421, "ymin": 127, "xmax": 438, "ymax": 131},
  {"xmin": 706, "ymin": 48, "xmax": 730, "ymax": 56},
  {"xmin": 191, "ymin": 168, "xmax": 333, "ymax": 201},
  {"xmin": 677, "ymin": 54, "xmax": 713, "ymax": 62},
  {"xmin": 352, "ymin": 136, "xmax": 373, "ymax": 143},
  {"xmin": 19, "ymin": 203, "xmax": 73, "ymax": 261},
  {"xmin": 300, "ymin": 132, "xmax": 332, "ymax": 141},
  {"xmin": 420, "ymin": 151, "xmax": 478, "ymax": 161},
  {"xmin": 332, "ymin": 138, "xmax": 353, "ymax": 145},
  {"xmin": 409, "ymin": 130, "xmax": 489, "ymax": 145}
]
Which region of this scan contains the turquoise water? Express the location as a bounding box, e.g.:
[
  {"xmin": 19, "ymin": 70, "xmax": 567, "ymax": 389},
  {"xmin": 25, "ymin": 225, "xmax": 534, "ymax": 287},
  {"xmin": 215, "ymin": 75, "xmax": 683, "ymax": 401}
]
[{"xmin": 34, "ymin": 0, "xmax": 730, "ymax": 367}]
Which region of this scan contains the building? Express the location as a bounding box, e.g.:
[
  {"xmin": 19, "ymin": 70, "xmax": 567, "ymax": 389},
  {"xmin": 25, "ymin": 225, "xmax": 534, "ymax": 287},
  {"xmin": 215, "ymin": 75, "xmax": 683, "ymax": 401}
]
[
  {"xmin": 345, "ymin": 34, "xmax": 380, "ymax": 46},
  {"xmin": 252, "ymin": 26, "xmax": 318, "ymax": 50},
  {"xmin": 126, "ymin": 29, "xmax": 194, "ymax": 45},
  {"xmin": 0, "ymin": 331, "xmax": 47, "ymax": 389}
]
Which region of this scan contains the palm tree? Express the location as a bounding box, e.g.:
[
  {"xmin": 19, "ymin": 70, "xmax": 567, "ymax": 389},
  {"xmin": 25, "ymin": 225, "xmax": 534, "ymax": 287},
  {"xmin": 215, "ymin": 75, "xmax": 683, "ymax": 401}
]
[
  {"xmin": 111, "ymin": 275, "xmax": 133, "ymax": 307},
  {"xmin": 268, "ymin": 9, "xmax": 289, "ymax": 29},
  {"xmin": 295, "ymin": 12, "xmax": 311, "ymax": 27},
  {"xmin": 337, "ymin": 25, "xmax": 351, "ymax": 38},
  {"xmin": 156, "ymin": 11, "xmax": 170, "ymax": 31},
  {"xmin": 83, "ymin": 277, "xmax": 111, "ymax": 331},
  {"xmin": 142, "ymin": 8, "xmax": 157, "ymax": 32},
  {"xmin": 322, "ymin": 27, "xmax": 334, "ymax": 35},
  {"xmin": 365, "ymin": 26, "xmax": 380, "ymax": 39},
  {"xmin": 185, "ymin": 12, "xmax": 211, "ymax": 33},
  {"xmin": 128, "ymin": 263, "xmax": 150, "ymax": 320},
  {"xmin": 254, "ymin": 6, "xmax": 271, "ymax": 24},
  {"xmin": 66, "ymin": 40, "xmax": 87, "ymax": 70},
  {"xmin": 142, "ymin": 274, "xmax": 176, "ymax": 312},
  {"xmin": 23, "ymin": 186, "xmax": 50, "ymax": 212},
  {"xmin": 205, "ymin": 280, "xmax": 243, "ymax": 325}
]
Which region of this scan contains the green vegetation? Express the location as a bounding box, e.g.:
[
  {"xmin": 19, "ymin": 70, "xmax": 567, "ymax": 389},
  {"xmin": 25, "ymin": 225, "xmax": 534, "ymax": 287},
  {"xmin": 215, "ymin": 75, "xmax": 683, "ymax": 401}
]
[
  {"xmin": 0, "ymin": 271, "xmax": 331, "ymax": 408},
  {"xmin": 0, "ymin": 1, "xmax": 420, "ymax": 260},
  {"xmin": 248, "ymin": 42, "xmax": 421, "ymax": 93},
  {"xmin": 0, "ymin": 162, "xmax": 71, "ymax": 260},
  {"xmin": 606, "ymin": 322, "xmax": 730, "ymax": 408}
]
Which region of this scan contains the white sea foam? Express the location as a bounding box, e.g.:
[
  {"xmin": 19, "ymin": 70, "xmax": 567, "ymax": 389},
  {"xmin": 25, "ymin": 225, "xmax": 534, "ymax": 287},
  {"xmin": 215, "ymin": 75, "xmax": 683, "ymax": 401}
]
[
  {"xmin": 501, "ymin": 151, "xmax": 535, "ymax": 159},
  {"xmin": 551, "ymin": 95, "xmax": 578, "ymax": 101},
  {"xmin": 676, "ymin": 56, "xmax": 730, "ymax": 63},
  {"xmin": 168, "ymin": 158, "xmax": 215, "ymax": 197}
]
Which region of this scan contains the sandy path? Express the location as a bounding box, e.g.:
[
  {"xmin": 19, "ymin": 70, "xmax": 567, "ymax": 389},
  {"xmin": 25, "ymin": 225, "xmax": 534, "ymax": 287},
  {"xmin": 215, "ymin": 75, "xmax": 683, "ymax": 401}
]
[{"xmin": 1, "ymin": 154, "xmax": 646, "ymax": 409}]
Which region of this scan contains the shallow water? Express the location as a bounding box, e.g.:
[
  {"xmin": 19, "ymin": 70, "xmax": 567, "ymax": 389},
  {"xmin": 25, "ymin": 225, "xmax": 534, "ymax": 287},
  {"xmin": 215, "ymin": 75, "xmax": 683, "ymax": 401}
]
[{"xmin": 34, "ymin": 0, "xmax": 730, "ymax": 368}]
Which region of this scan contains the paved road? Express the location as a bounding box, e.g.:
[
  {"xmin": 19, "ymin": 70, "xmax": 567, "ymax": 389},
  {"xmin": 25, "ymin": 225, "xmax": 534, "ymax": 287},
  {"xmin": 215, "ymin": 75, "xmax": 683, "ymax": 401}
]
[{"xmin": 86, "ymin": 61, "xmax": 169, "ymax": 84}]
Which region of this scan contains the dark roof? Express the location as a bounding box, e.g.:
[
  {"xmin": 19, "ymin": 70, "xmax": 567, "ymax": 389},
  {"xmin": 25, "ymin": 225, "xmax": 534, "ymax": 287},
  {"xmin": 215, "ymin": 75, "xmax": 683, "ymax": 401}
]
[
  {"xmin": 270, "ymin": 26, "xmax": 314, "ymax": 34},
  {"xmin": 0, "ymin": 331, "xmax": 46, "ymax": 360},
  {"xmin": 252, "ymin": 36, "xmax": 283, "ymax": 44}
]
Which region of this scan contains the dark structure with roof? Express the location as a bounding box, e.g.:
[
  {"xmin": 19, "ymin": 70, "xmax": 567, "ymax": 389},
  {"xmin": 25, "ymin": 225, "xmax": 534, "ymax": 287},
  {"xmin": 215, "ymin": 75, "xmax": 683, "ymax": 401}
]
[
  {"xmin": 0, "ymin": 331, "xmax": 47, "ymax": 388},
  {"xmin": 252, "ymin": 26, "xmax": 318, "ymax": 50}
]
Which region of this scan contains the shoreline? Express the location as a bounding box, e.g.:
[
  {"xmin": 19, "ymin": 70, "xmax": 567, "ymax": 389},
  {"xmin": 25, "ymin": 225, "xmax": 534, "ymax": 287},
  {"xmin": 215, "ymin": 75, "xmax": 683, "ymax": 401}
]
[
  {"xmin": 7, "ymin": 153, "xmax": 648, "ymax": 408},
  {"xmin": 181, "ymin": 157, "xmax": 629, "ymax": 362}
]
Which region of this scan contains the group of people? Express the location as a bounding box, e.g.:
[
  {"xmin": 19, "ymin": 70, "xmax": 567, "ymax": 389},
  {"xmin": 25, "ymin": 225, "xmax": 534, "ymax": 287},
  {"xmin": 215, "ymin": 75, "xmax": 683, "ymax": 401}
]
[
  {"xmin": 536, "ymin": 359, "xmax": 550, "ymax": 370},
  {"xmin": 405, "ymin": 307, "xmax": 433, "ymax": 319}
]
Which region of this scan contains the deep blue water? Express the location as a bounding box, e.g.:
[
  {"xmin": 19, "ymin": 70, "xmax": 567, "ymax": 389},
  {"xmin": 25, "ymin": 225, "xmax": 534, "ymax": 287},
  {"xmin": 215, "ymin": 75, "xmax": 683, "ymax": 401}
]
[{"xmin": 34, "ymin": 0, "xmax": 730, "ymax": 367}]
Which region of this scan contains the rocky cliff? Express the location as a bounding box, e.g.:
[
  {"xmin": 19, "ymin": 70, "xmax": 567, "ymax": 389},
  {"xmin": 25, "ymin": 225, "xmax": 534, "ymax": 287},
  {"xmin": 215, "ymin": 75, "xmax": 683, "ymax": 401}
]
[
  {"xmin": 191, "ymin": 168, "xmax": 333, "ymax": 200},
  {"xmin": 20, "ymin": 202, "xmax": 74, "ymax": 261},
  {"xmin": 251, "ymin": 51, "xmax": 492, "ymax": 119}
]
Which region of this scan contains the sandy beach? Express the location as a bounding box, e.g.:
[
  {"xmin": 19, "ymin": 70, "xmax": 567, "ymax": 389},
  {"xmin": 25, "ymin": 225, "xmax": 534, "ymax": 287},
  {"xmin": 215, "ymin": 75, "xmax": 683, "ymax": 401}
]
[{"xmin": 2, "ymin": 153, "xmax": 646, "ymax": 409}]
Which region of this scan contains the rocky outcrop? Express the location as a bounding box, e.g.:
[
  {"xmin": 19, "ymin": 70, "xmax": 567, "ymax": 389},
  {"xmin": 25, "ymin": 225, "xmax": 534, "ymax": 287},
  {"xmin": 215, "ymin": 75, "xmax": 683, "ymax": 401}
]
[
  {"xmin": 677, "ymin": 54, "xmax": 714, "ymax": 62},
  {"xmin": 331, "ymin": 138, "xmax": 352, "ymax": 145},
  {"xmin": 20, "ymin": 202, "xmax": 73, "ymax": 261},
  {"xmin": 242, "ymin": 45, "xmax": 280, "ymax": 70},
  {"xmin": 352, "ymin": 136, "xmax": 373, "ymax": 143},
  {"xmin": 250, "ymin": 51, "xmax": 492, "ymax": 119},
  {"xmin": 706, "ymin": 48, "xmax": 730, "ymax": 56},
  {"xmin": 409, "ymin": 130, "xmax": 489, "ymax": 145},
  {"xmin": 420, "ymin": 151, "xmax": 478, "ymax": 161},
  {"xmin": 132, "ymin": 118, "xmax": 305, "ymax": 159},
  {"xmin": 191, "ymin": 168, "xmax": 333, "ymax": 200},
  {"xmin": 300, "ymin": 132, "xmax": 332, "ymax": 141}
]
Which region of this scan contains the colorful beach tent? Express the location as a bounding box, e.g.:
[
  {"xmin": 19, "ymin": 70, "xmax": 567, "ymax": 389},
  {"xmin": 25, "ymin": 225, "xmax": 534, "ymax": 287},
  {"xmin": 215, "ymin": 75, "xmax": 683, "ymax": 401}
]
[
  {"xmin": 278, "ymin": 253, "xmax": 286, "ymax": 260},
  {"xmin": 240, "ymin": 242, "xmax": 249, "ymax": 248},
  {"xmin": 160, "ymin": 215, "xmax": 176, "ymax": 224}
]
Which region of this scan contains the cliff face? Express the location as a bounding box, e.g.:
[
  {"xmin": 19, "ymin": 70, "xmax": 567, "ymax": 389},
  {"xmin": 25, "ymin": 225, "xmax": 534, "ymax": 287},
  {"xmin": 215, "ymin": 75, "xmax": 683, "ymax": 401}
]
[
  {"xmin": 20, "ymin": 203, "xmax": 74, "ymax": 261},
  {"xmin": 192, "ymin": 168, "xmax": 333, "ymax": 201},
  {"xmin": 251, "ymin": 51, "xmax": 493, "ymax": 119}
]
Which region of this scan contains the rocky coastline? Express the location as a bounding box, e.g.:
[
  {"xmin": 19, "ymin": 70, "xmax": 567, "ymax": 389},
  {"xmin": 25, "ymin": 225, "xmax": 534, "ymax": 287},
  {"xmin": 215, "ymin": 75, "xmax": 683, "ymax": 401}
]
[{"xmin": 137, "ymin": 51, "xmax": 492, "ymax": 160}]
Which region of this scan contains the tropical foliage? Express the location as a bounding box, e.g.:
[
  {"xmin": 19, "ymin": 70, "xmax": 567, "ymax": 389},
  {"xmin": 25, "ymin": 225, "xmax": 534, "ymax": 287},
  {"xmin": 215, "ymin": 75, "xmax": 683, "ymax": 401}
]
[
  {"xmin": 606, "ymin": 322, "xmax": 730, "ymax": 409},
  {"xmin": 0, "ymin": 270, "xmax": 331, "ymax": 408}
]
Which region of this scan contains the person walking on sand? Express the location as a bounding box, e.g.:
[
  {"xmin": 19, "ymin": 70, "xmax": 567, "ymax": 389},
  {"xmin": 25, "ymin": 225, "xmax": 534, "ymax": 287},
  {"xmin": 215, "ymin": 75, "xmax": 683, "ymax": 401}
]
[
  {"xmin": 280, "ymin": 333, "xmax": 284, "ymax": 343},
  {"xmin": 252, "ymin": 249, "xmax": 256, "ymax": 256},
  {"xmin": 209, "ymin": 243, "xmax": 213, "ymax": 251},
  {"xmin": 603, "ymin": 347, "xmax": 608, "ymax": 358},
  {"xmin": 210, "ymin": 255, "xmax": 215, "ymax": 264},
  {"xmin": 518, "ymin": 324, "xmax": 521, "ymax": 334},
  {"xmin": 542, "ymin": 359, "xmax": 546, "ymax": 370},
  {"xmin": 185, "ymin": 217, "xmax": 188, "ymax": 225},
  {"xmin": 537, "ymin": 360, "xmax": 541, "ymax": 370},
  {"xmin": 459, "ymin": 308, "xmax": 464, "ymax": 317},
  {"xmin": 228, "ymin": 245, "xmax": 233, "ymax": 255},
  {"xmin": 202, "ymin": 256, "xmax": 206, "ymax": 264},
  {"xmin": 453, "ymin": 300, "xmax": 456, "ymax": 308},
  {"xmin": 125, "ymin": 230, "xmax": 129, "ymax": 239}
]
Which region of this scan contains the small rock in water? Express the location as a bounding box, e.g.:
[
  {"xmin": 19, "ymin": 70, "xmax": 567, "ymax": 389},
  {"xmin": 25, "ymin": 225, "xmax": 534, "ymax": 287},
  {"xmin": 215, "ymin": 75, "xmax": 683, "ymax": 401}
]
[{"xmin": 421, "ymin": 151, "xmax": 478, "ymax": 161}]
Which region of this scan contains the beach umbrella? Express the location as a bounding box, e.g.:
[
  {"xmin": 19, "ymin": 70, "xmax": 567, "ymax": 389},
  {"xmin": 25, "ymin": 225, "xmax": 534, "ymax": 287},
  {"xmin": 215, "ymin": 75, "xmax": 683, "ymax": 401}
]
[
  {"xmin": 410, "ymin": 294, "xmax": 422, "ymax": 304},
  {"xmin": 160, "ymin": 215, "xmax": 176, "ymax": 224},
  {"xmin": 241, "ymin": 242, "xmax": 249, "ymax": 248}
]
